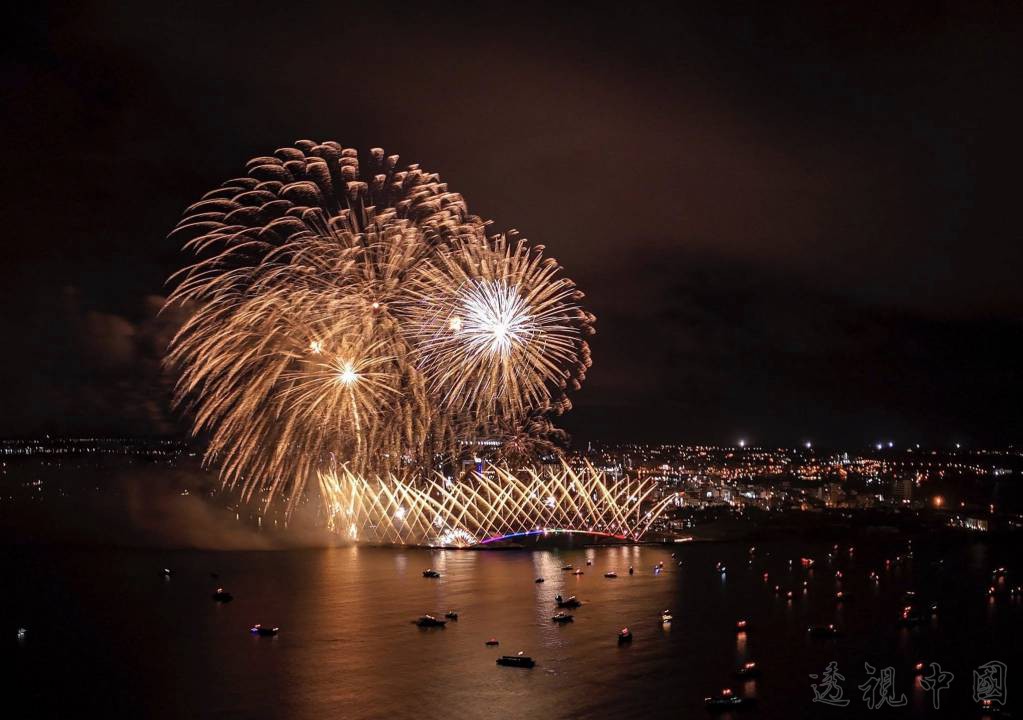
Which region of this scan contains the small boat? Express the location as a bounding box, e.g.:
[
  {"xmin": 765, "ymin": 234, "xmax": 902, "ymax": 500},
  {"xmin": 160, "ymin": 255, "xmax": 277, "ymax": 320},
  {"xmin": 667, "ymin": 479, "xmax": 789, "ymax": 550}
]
[
  {"xmin": 735, "ymin": 619, "xmax": 749, "ymax": 633},
  {"xmin": 497, "ymin": 652, "xmax": 535, "ymax": 668},
  {"xmin": 573, "ymin": 569, "xmax": 585, "ymax": 576},
  {"xmin": 628, "ymin": 566, "xmax": 634, "ymax": 575},
  {"xmin": 485, "ymin": 638, "xmax": 499, "ymax": 646},
  {"xmin": 618, "ymin": 627, "xmax": 633, "ymax": 644},
  {"xmin": 835, "ymin": 591, "xmax": 850, "ymax": 602},
  {"xmin": 734, "ymin": 661, "xmax": 760, "ymax": 678},
  {"xmin": 16, "ymin": 627, "xmax": 27, "ymax": 642},
  {"xmin": 551, "ymin": 612, "xmax": 574, "ymax": 623},
  {"xmin": 422, "ymin": 569, "xmax": 441, "ymax": 578},
  {"xmin": 977, "ymin": 698, "xmax": 1007, "ymax": 715},
  {"xmin": 604, "ymin": 571, "xmax": 618, "ymax": 579},
  {"xmin": 808, "ymin": 623, "xmax": 841, "ymax": 637},
  {"xmin": 556, "ymin": 595, "xmax": 582, "ymax": 608},
  {"xmin": 561, "ymin": 564, "xmax": 574, "ymax": 571},
  {"xmin": 415, "ymin": 615, "xmax": 447, "ymax": 628},
  {"xmin": 212, "ymin": 588, "xmax": 233, "ymax": 603},
  {"xmin": 535, "ymin": 577, "xmax": 545, "ymax": 583},
  {"xmin": 661, "ymin": 610, "xmax": 673, "ymax": 624},
  {"xmin": 898, "ymin": 607, "xmax": 923, "ymax": 626},
  {"xmin": 704, "ymin": 688, "xmax": 755, "ymax": 713},
  {"xmin": 161, "ymin": 568, "xmax": 172, "ymax": 577},
  {"xmin": 250, "ymin": 624, "xmax": 279, "ymax": 637},
  {"xmin": 586, "ymin": 560, "xmax": 592, "ymax": 566},
  {"xmin": 444, "ymin": 611, "xmax": 459, "ymax": 620}
]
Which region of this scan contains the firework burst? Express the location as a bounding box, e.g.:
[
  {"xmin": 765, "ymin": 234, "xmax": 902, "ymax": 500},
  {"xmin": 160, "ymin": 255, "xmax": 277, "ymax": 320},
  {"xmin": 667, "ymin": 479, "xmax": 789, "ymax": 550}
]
[
  {"xmin": 403, "ymin": 233, "xmax": 593, "ymax": 426},
  {"xmin": 165, "ymin": 141, "xmax": 594, "ymax": 514}
]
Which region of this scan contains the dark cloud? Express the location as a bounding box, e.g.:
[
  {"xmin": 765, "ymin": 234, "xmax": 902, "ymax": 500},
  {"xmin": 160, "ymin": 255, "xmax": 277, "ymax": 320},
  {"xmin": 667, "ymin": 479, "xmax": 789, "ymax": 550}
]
[
  {"xmin": 5, "ymin": 288, "xmax": 184, "ymax": 436},
  {"xmin": 2, "ymin": 1, "xmax": 1021, "ymax": 444}
]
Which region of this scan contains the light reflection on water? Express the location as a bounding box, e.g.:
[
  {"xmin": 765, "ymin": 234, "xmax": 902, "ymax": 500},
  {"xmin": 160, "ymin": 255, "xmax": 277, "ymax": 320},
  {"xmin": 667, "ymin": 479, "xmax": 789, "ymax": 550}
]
[{"xmin": 7, "ymin": 538, "xmax": 1022, "ymax": 719}]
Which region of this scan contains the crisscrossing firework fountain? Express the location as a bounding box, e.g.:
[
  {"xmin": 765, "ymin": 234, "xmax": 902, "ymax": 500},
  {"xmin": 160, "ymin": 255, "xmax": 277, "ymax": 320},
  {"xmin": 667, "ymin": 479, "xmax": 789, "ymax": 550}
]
[{"xmin": 319, "ymin": 463, "xmax": 681, "ymax": 546}]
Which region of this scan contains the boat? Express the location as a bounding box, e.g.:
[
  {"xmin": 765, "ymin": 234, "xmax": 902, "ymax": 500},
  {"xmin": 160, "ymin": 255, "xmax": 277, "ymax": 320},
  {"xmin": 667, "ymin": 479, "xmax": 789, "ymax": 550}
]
[
  {"xmin": 977, "ymin": 698, "xmax": 1007, "ymax": 715},
  {"xmin": 551, "ymin": 612, "xmax": 574, "ymax": 623},
  {"xmin": 535, "ymin": 577, "xmax": 545, "ymax": 583},
  {"xmin": 415, "ymin": 615, "xmax": 447, "ymax": 628},
  {"xmin": 573, "ymin": 569, "xmax": 585, "ymax": 576},
  {"xmin": 161, "ymin": 568, "xmax": 172, "ymax": 577},
  {"xmin": 586, "ymin": 560, "xmax": 592, "ymax": 566},
  {"xmin": 212, "ymin": 588, "xmax": 233, "ymax": 603},
  {"xmin": 556, "ymin": 595, "xmax": 582, "ymax": 608},
  {"xmin": 497, "ymin": 652, "xmax": 535, "ymax": 668},
  {"xmin": 422, "ymin": 569, "xmax": 441, "ymax": 578},
  {"xmin": 734, "ymin": 661, "xmax": 760, "ymax": 678},
  {"xmin": 250, "ymin": 624, "xmax": 279, "ymax": 637},
  {"xmin": 628, "ymin": 566, "xmax": 634, "ymax": 575},
  {"xmin": 618, "ymin": 627, "xmax": 633, "ymax": 644},
  {"xmin": 898, "ymin": 606, "xmax": 923, "ymax": 626},
  {"xmin": 835, "ymin": 591, "xmax": 850, "ymax": 602},
  {"xmin": 661, "ymin": 610, "xmax": 673, "ymax": 624},
  {"xmin": 444, "ymin": 611, "xmax": 459, "ymax": 620},
  {"xmin": 704, "ymin": 688, "xmax": 755, "ymax": 713},
  {"xmin": 735, "ymin": 619, "xmax": 749, "ymax": 632},
  {"xmin": 485, "ymin": 638, "xmax": 499, "ymax": 646},
  {"xmin": 808, "ymin": 623, "xmax": 841, "ymax": 637},
  {"xmin": 604, "ymin": 571, "xmax": 618, "ymax": 579},
  {"xmin": 561, "ymin": 564, "xmax": 574, "ymax": 571}
]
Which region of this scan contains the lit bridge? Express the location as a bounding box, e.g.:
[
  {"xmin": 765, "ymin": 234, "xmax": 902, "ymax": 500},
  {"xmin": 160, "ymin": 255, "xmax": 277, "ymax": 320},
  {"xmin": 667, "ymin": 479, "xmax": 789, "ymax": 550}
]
[{"xmin": 319, "ymin": 463, "xmax": 681, "ymax": 547}]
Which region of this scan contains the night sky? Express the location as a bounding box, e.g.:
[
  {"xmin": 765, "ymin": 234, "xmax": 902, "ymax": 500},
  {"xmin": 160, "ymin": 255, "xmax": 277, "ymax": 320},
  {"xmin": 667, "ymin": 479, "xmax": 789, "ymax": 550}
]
[{"xmin": 3, "ymin": 2, "xmax": 1021, "ymax": 446}]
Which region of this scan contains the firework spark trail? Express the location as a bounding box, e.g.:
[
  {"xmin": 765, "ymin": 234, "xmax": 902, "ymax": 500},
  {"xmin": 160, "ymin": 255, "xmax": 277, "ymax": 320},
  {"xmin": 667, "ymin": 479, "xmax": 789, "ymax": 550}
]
[{"xmin": 165, "ymin": 141, "xmax": 595, "ymax": 517}]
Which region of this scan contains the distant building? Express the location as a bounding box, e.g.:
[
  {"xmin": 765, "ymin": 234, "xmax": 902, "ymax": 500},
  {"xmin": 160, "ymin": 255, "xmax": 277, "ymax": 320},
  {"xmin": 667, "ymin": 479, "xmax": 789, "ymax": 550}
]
[{"xmin": 890, "ymin": 477, "xmax": 913, "ymax": 503}]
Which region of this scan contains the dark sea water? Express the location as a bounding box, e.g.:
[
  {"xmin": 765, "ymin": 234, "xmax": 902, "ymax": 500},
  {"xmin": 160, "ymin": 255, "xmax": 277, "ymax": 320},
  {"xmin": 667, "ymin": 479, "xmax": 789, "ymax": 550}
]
[{"xmin": 6, "ymin": 538, "xmax": 1021, "ymax": 719}]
